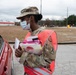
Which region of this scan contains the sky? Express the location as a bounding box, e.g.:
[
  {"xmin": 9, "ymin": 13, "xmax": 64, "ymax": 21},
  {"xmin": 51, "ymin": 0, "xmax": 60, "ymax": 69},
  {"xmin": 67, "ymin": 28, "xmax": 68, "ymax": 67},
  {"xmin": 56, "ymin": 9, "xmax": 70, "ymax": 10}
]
[{"xmin": 0, "ymin": 0, "xmax": 76, "ymax": 22}]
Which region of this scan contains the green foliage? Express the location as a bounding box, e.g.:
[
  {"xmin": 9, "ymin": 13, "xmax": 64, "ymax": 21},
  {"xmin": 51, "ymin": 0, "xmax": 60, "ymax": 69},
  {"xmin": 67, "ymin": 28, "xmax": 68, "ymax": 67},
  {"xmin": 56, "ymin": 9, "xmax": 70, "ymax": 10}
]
[
  {"xmin": 39, "ymin": 14, "xmax": 76, "ymax": 27},
  {"xmin": 65, "ymin": 14, "xmax": 76, "ymax": 26}
]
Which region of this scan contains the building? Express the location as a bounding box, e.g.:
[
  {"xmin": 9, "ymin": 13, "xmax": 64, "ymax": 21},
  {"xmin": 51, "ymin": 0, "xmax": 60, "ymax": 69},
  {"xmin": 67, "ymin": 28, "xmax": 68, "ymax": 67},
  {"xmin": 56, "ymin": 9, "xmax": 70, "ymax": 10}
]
[{"xmin": 0, "ymin": 22, "xmax": 15, "ymax": 26}]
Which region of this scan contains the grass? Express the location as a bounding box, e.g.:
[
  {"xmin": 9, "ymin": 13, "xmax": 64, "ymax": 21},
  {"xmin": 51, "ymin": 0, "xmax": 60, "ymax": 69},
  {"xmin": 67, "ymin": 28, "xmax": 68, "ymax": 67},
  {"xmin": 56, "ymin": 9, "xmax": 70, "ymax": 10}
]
[
  {"xmin": 49, "ymin": 27, "xmax": 76, "ymax": 43},
  {"xmin": 0, "ymin": 26, "xmax": 28, "ymax": 42},
  {"xmin": 0, "ymin": 26, "xmax": 76, "ymax": 43}
]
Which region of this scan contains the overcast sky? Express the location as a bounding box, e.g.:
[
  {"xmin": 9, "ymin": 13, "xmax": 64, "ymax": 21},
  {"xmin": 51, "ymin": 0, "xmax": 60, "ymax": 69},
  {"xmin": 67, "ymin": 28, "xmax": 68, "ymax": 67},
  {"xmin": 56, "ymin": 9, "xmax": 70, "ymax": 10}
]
[{"xmin": 0, "ymin": 0, "xmax": 76, "ymax": 22}]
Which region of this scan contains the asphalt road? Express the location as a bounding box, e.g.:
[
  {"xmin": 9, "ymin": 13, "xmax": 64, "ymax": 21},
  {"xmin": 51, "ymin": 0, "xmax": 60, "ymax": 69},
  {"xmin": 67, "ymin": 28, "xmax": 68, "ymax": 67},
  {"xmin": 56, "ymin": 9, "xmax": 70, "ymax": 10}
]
[
  {"xmin": 53, "ymin": 45, "xmax": 76, "ymax": 75},
  {"xmin": 10, "ymin": 44, "xmax": 76, "ymax": 75}
]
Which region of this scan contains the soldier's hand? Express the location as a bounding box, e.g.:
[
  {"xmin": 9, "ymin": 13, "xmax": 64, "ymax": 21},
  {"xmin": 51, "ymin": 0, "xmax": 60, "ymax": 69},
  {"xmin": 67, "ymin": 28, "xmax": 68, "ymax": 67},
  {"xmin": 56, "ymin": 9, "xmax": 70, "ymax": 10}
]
[{"xmin": 15, "ymin": 46, "xmax": 23, "ymax": 57}]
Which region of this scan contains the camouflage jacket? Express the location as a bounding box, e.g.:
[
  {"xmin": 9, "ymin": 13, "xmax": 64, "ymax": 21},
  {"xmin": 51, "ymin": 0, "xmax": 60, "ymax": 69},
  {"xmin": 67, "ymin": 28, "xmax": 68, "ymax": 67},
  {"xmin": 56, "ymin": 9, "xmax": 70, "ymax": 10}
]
[{"xmin": 20, "ymin": 27, "xmax": 56, "ymax": 68}]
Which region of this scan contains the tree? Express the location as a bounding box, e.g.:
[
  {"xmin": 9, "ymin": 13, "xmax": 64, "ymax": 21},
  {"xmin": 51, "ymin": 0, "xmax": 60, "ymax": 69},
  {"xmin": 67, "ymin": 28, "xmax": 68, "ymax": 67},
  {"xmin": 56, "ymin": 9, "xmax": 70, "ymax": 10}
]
[
  {"xmin": 45, "ymin": 18, "xmax": 51, "ymax": 26},
  {"xmin": 67, "ymin": 15, "xmax": 76, "ymax": 26},
  {"xmin": 15, "ymin": 22, "xmax": 20, "ymax": 26}
]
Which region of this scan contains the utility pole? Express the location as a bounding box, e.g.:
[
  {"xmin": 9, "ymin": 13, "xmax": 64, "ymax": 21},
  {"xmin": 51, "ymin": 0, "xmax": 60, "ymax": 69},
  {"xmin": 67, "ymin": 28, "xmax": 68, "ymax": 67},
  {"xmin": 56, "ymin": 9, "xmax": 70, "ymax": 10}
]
[
  {"xmin": 66, "ymin": 7, "xmax": 68, "ymax": 25},
  {"xmin": 40, "ymin": 0, "xmax": 42, "ymax": 14}
]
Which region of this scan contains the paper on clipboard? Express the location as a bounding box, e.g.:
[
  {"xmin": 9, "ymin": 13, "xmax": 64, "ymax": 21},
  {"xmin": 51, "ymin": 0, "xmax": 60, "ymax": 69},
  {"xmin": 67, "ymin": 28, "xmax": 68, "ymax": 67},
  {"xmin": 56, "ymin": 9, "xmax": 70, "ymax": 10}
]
[{"xmin": 14, "ymin": 38, "xmax": 20, "ymax": 49}]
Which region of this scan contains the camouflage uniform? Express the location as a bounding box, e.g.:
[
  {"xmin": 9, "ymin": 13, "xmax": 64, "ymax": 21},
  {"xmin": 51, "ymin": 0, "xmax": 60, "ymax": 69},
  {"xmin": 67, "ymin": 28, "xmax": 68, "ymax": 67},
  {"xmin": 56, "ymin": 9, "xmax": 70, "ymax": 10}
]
[{"xmin": 22, "ymin": 27, "xmax": 56, "ymax": 69}]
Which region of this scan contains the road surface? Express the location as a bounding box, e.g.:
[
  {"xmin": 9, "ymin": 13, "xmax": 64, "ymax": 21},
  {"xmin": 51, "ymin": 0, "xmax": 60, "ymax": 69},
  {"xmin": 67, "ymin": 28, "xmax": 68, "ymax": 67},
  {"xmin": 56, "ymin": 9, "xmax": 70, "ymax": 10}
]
[{"xmin": 10, "ymin": 44, "xmax": 76, "ymax": 75}]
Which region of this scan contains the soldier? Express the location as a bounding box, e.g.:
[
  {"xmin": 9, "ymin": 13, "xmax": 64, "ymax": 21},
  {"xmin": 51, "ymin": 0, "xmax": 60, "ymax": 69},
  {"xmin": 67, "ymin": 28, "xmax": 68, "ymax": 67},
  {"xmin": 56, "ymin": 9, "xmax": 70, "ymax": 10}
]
[{"xmin": 15, "ymin": 6, "xmax": 57, "ymax": 75}]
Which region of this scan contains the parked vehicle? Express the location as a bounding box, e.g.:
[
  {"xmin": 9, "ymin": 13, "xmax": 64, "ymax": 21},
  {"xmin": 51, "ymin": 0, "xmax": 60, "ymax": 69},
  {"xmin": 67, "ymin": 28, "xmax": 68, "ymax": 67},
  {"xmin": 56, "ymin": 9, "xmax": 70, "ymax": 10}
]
[{"xmin": 0, "ymin": 35, "xmax": 13, "ymax": 75}]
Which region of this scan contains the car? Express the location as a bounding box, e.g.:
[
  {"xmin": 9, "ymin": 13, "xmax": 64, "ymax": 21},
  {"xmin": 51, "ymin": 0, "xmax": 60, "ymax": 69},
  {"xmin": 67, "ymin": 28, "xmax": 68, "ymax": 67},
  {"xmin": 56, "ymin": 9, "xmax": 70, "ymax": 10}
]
[{"xmin": 0, "ymin": 35, "xmax": 13, "ymax": 75}]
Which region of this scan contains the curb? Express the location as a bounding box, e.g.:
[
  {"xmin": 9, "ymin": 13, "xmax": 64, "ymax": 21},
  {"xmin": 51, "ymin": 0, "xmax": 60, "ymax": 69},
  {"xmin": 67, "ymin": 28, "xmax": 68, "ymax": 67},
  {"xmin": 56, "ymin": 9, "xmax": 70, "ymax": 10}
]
[{"xmin": 9, "ymin": 42, "xmax": 76, "ymax": 45}]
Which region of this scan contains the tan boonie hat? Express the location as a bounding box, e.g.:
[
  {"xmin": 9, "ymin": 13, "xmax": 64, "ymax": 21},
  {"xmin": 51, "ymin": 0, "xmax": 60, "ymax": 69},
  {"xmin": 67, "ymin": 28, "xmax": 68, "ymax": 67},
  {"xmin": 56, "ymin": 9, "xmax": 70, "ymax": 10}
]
[{"xmin": 17, "ymin": 7, "xmax": 42, "ymax": 20}]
